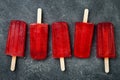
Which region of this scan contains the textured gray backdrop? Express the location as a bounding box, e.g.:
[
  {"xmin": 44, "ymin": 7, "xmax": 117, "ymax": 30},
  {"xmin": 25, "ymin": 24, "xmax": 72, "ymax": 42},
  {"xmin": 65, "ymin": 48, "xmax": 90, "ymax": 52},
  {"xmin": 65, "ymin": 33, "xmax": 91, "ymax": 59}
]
[{"xmin": 0, "ymin": 0, "xmax": 120, "ymax": 80}]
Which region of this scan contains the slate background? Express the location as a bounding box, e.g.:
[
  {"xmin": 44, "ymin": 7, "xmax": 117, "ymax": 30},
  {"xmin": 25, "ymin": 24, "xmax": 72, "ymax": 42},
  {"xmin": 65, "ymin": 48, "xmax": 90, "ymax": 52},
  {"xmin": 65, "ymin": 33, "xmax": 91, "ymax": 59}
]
[{"xmin": 0, "ymin": 0, "xmax": 120, "ymax": 80}]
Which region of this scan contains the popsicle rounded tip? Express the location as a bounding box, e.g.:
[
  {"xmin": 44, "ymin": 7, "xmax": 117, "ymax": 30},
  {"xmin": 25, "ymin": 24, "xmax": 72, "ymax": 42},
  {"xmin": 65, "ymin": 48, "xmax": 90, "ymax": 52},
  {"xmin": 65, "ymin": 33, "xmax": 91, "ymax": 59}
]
[
  {"xmin": 10, "ymin": 68, "xmax": 15, "ymax": 71},
  {"xmin": 84, "ymin": 8, "xmax": 89, "ymax": 11},
  {"xmin": 105, "ymin": 70, "xmax": 109, "ymax": 74},
  {"xmin": 38, "ymin": 8, "xmax": 42, "ymax": 11},
  {"xmin": 61, "ymin": 68, "xmax": 65, "ymax": 71},
  {"xmin": 37, "ymin": 8, "xmax": 42, "ymax": 15}
]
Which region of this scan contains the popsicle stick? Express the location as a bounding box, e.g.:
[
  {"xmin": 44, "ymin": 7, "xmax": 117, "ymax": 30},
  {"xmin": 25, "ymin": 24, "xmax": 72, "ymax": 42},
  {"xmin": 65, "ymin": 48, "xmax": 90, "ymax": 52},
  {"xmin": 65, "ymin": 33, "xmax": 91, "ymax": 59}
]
[
  {"xmin": 60, "ymin": 57, "xmax": 65, "ymax": 71},
  {"xmin": 83, "ymin": 9, "xmax": 89, "ymax": 23},
  {"xmin": 104, "ymin": 58, "xmax": 109, "ymax": 73},
  {"xmin": 37, "ymin": 8, "xmax": 42, "ymax": 23},
  {"xmin": 10, "ymin": 56, "xmax": 17, "ymax": 71}
]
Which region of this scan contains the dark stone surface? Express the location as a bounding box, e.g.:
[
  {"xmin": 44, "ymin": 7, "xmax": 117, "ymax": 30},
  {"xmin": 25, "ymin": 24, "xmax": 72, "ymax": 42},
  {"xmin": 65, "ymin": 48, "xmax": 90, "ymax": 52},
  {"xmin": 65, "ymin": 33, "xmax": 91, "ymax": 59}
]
[{"xmin": 0, "ymin": 0, "xmax": 120, "ymax": 80}]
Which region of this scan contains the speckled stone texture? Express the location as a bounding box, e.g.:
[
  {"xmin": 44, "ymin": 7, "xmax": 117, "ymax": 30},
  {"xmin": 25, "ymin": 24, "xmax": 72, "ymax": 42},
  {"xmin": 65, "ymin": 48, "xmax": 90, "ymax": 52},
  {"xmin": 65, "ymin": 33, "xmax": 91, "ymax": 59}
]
[{"xmin": 0, "ymin": 0, "xmax": 120, "ymax": 80}]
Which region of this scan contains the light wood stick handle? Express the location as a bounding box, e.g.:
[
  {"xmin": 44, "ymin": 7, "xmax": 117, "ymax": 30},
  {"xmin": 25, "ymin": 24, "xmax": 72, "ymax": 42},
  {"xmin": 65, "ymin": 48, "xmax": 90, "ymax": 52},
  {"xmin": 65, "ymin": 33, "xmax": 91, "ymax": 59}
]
[
  {"xmin": 10, "ymin": 56, "xmax": 17, "ymax": 71},
  {"xmin": 60, "ymin": 57, "xmax": 65, "ymax": 71},
  {"xmin": 83, "ymin": 9, "xmax": 89, "ymax": 23},
  {"xmin": 104, "ymin": 57, "xmax": 109, "ymax": 73},
  {"xmin": 37, "ymin": 8, "xmax": 42, "ymax": 23}
]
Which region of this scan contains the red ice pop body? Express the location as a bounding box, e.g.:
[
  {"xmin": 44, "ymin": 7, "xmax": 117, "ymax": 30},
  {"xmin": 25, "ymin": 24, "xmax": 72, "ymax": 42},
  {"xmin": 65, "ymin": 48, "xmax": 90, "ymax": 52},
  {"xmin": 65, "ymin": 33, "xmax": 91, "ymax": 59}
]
[
  {"xmin": 97, "ymin": 22, "xmax": 116, "ymax": 58},
  {"xmin": 74, "ymin": 22, "xmax": 94, "ymax": 58},
  {"xmin": 52, "ymin": 22, "xmax": 71, "ymax": 58},
  {"xmin": 30, "ymin": 23, "xmax": 48, "ymax": 60},
  {"xmin": 5, "ymin": 20, "xmax": 26, "ymax": 57}
]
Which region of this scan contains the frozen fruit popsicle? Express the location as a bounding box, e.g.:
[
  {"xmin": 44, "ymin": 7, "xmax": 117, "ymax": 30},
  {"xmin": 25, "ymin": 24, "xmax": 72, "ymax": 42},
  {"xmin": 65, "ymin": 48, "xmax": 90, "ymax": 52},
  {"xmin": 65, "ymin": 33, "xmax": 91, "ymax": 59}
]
[
  {"xmin": 97, "ymin": 22, "xmax": 116, "ymax": 73},
  {"xmin": 5, "ymin": 20, "xmax": 26, "ymax": 71},
  {"xmin": 52, "ymin": 22, "xmax": 71, "ymax": 71},
  {"xmin": 30, "ymin": 8, "xmax": 48, "ymax": 60},
  {"xmin": 74, "ymin": 9, "xmax": 94, "ymax": 58}
]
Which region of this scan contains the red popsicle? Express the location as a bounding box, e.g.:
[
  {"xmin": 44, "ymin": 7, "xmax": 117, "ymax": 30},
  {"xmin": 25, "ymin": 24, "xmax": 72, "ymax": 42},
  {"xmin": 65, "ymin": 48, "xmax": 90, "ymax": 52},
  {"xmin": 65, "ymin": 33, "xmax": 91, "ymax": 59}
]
[
  {"xmin": 5, "ymin": 20, "xmax": 26, "ymax": 71},
  {"xmin": 74, "ymin": 9, "xmax": 94, "ymax": 58},
  {"xmin": 52, "ymin": 22, "xmax": 71, "ymax": 71},
  {"xmin": 97, "ymin": 22, "xmax": 116, "ymax": 73},
  {"xmin": 30, "ymin": 8, "xmax": 48, "ymax": 60}
]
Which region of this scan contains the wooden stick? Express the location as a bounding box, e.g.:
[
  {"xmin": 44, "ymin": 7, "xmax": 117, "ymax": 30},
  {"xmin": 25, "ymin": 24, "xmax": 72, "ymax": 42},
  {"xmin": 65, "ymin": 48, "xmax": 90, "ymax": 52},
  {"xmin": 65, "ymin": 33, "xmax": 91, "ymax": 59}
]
[
  {"xmin": 60, "ymin": 57, "xmax": 65, "ymax": 71},
  {"xmin": 104, "ymin": 58, "xmax": 109, "ymax": 73},
  {"xmin": 83, "ymin": 9, "xmax": 89, "ymax": 23},
  {"xmin": 37, "ymin": 8, "xmax": 42, "ymax": 23},
  {"xmin": 10, "ymin": 56, "xmax": 17, "ymax": 71}
]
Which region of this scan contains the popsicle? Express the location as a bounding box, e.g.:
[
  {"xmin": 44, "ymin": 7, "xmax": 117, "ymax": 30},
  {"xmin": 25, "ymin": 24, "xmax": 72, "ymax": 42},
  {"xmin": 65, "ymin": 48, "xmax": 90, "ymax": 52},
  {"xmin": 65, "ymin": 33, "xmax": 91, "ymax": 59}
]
[
  {"xmin": 97, "ymin": 22, "xmax": 116, "ymax": 73},
  {"xmin": 30, "ymin": 8, "xmax": 48, "ymax": 60},
  {"xmin": 52, "ymin": 22, "xmax": 71, "ymax": 71},
  {"xmin": 74, "ymin": 9, "xmax": 94, "ymax": 58},
  {"xmin": 5, "ymin": 20, "xmax": 26, "ymax": 71}
]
